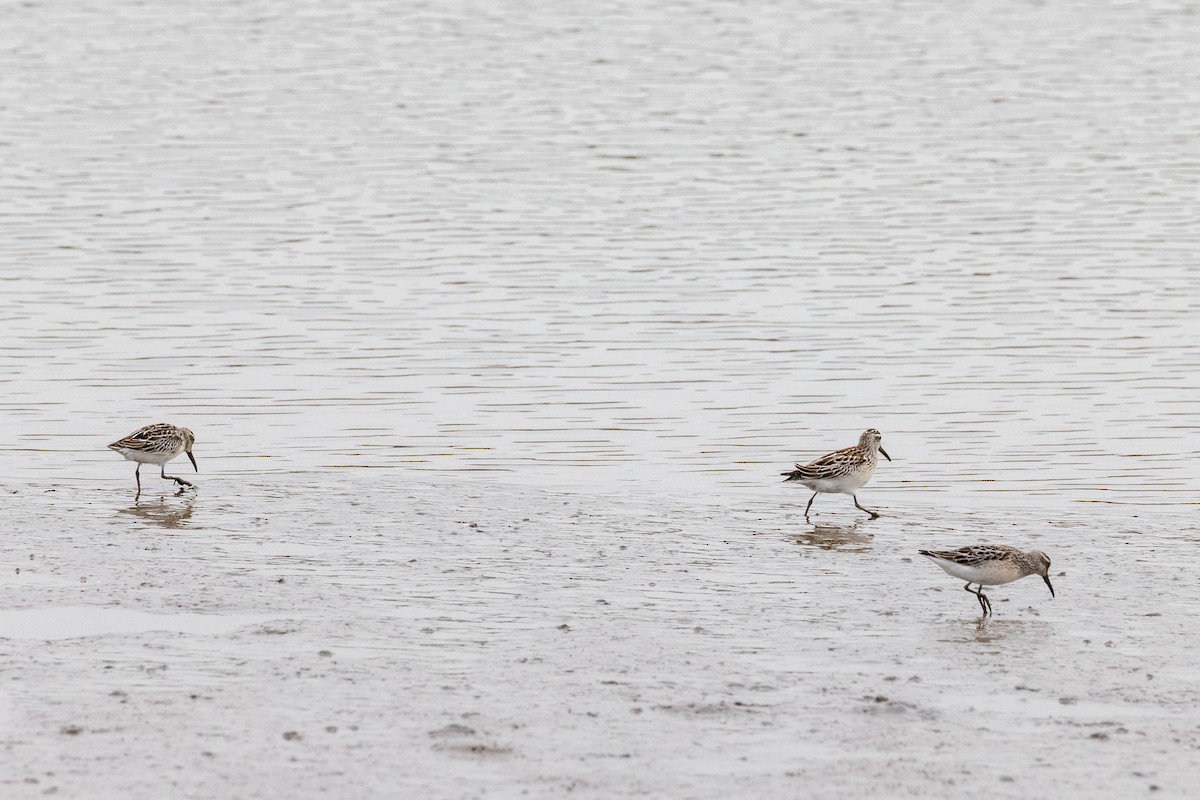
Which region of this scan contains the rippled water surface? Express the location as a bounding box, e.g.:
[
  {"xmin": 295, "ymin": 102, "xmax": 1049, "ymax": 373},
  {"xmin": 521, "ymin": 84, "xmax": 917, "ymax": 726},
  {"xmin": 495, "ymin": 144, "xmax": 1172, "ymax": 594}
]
[
  {"xmin": 1, "ymin": 0, "xmax": 1198, "ymax": 797},
  {"xmin": 1, "ymin": 0, "xmax": 1197, "ymax": 510}
]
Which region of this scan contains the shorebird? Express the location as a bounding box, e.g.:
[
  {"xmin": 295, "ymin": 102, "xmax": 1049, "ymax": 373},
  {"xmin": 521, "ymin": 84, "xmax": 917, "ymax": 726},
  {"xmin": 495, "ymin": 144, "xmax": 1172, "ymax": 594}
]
[
  {"xmin": 781, "ymin": 429, "xmax": 891, "ymax": 519},
  {"xmin": 108, "ymin": 423, "xmax": 197, "ymax": 495},
  {"xmin": 920, "ymin": 545, "xmax": 1055, "ymax": 617}
]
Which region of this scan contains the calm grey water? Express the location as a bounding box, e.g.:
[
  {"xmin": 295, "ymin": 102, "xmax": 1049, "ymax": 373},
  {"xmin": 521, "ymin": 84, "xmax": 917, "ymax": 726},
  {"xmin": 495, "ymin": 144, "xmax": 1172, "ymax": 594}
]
[
  {"xmin": 1, "ymin": 1, "xmax": 1199, "ymax": 797},
  {"xmin": 2, "ymin": 0, "xmax": 1198, "ymax": 510}
]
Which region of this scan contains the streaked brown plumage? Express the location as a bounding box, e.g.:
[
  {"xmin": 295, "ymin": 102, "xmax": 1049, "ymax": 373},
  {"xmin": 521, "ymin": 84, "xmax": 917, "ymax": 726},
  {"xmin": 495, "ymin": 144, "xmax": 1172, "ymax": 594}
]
[
  {"xmin": 920, "ymin": 545, "xmax": 1054, "ymax": 617},
  {"xmin": 108, "ymin": 423, "xmax": 197, "ymax": 496},
  {"xmin": 781, "ymin": 429, "xmax": 891, "ymax": 518}
]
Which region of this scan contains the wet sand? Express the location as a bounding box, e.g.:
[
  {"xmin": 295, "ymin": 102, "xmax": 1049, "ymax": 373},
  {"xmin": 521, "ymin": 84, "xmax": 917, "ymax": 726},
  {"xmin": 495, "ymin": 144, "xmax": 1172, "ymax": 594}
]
[
  {"xmin": 2, "ymin": 474, "xmax": 1196, "ymax": 798},
  {"xmin": 4, "ymin": 0, "xmax": 1200, "ymax": 795}
]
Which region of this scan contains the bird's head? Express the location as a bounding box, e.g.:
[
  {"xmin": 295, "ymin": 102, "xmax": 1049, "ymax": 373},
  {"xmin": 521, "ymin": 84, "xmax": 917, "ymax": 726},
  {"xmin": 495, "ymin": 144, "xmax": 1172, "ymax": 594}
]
[
  {"xmin": 181, "ymin": 428, "xmax": 198, "ymax": 472},
  {"xmin": 1028, "ymin": 550, "xmax": 1054, "ymax": 597},
  {"xmin": 860, "ymin": 429, "xmax": 891, "ymax": 461}
]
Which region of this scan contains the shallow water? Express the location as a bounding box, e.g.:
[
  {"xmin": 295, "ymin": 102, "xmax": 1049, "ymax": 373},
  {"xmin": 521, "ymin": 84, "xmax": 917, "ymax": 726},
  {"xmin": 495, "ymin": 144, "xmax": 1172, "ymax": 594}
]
[
  {"xmin": 1, "ymin": 0, "xmax": 1199, "ymax": 797},
  {"xmin": 2, "ymin": 1, "xmax": 1199, "ymax": 511},
  {"xmin": 0, "ymin": 606, "xmax": 273, "ymax": 640}
]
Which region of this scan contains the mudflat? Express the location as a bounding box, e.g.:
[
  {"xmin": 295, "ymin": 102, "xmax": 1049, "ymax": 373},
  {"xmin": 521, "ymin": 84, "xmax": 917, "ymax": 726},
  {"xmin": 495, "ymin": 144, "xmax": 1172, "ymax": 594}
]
[{"xmin": 1, "ymin": 474, "xmax": 1194, "ymax": 798}]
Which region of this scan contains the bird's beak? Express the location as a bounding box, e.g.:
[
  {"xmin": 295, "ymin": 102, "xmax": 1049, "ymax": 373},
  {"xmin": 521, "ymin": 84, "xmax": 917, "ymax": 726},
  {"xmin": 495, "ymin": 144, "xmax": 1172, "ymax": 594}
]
[
  {"xmin": 187, "ymin": 451, "xmax": 198, "ymax": 472},
  {"xmin": 879, "ymin": 446, "xmax": 892, "ymax": 462},
  {"xmin": 1043, "ymin": 576, "xmax": 1055, "ymax": 597}
]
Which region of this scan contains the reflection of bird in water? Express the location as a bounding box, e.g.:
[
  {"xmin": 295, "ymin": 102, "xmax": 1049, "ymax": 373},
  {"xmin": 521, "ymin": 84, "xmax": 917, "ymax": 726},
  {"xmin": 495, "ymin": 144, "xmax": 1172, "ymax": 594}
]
[
  {"xmin": 790, "ymin": 520, "xmax": 872, "ymax": 551},
  {"xmin": 107, "ymin": 423, "xmax": 198, "ymax": 497},
  {"xmin": 920, "ymin": 545, "xmax": 1055, "ymax": 618},
  {"xmin": 781, "ymin": 429, "xmax": 891, "ymax": 519},
  {"xmin": 119, "ymin": 498, "xmax": 196, "ymax": 530}
]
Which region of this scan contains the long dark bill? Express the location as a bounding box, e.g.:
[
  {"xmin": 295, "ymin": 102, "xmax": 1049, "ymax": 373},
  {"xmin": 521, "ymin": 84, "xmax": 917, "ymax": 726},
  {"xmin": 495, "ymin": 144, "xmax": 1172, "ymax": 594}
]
[
  {"xmin": 1043, "ymin": 576, "xmax": 1055, "ymax": 597},
  {"xmin": 878, "ymin": 446, "xmax": 892, "ymax": 462},
  {"xmin": 187, "ymin": 452, "xmax": 198, "ymax": 472}
]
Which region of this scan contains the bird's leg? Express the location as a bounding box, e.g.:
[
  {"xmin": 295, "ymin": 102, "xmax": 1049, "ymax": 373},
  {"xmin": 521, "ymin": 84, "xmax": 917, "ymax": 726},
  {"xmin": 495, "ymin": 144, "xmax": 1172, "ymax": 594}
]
[
  {"xmin": 161, "ymin": 465, "xmax": 195, "ymax": 489},
  {"xmin": 804, "ymin": 492, "xmax": 817, "ymax": 519},
  {"xmin": 853, "ymin": 494, "xmax": 880, "ymax": 519},
  {"xmin": 964, "ymin": 582, "xmax": 989, "ymax": 617},
  {"xmin": 135, "ymin": 464, "xmax": 141, "ymax": 498}
]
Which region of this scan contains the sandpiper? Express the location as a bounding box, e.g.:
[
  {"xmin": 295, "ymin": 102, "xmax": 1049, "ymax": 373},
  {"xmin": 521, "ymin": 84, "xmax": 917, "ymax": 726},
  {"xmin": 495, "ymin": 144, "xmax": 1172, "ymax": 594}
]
[
  {"xmin": 108, "ymin": 423, "xmax": 197, "ymax": 495},
  {"xmin": 919, "ymin": 545, "xmax": 1055, "ymax": 617},
  {"xmin": 781, "ymin": 429, "xmax": 891, "ymax": 519}
]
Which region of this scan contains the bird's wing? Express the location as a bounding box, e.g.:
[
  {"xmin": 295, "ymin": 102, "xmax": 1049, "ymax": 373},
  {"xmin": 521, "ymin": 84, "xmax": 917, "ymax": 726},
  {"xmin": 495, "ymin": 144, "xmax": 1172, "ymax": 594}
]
[
  {"xmin": 108, "ymin": 423, "xmax": 172, "ymax": 450},
  {"xmin": 920, "ymin": 545, "xmax": 1019, "ymax": 566},
  {"xmin": 787, "ymin": 446, "xmax": 861, "ymax": 478}
]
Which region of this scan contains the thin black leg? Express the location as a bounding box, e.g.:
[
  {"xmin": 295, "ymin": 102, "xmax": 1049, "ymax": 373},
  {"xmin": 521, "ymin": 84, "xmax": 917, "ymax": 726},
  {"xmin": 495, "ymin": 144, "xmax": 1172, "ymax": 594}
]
[
  {"xmin": 853, "ymin": 494, "xmax": 880, "ymax": 519},
  {"xmin": 804, "ymin": 492, "xmax": 817, "ymax": 518},
  {"xmin": 964, "ymin": 582, "xmax": 990, "ymax": 617},
  {"xmin": 135, "ymin": 464, "xmax": 141, "ymax": 498},
  {"xmin": 161, "ymin": 465, "xmax": 195, "ymax": 489}
]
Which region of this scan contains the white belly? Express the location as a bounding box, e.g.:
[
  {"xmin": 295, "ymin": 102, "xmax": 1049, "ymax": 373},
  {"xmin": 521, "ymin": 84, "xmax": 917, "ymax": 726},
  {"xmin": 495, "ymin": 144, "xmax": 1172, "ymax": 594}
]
[
  {"xmin": 114, "ymin": 448, "xmax": 178, "ymax": 466},
  {"xmin": 791, "ymin": 469, "xmax": 874, "ymax": 495},
  {"xmin": 929, "ymin": 558, "xmax": 1020, "ymax": 587}
]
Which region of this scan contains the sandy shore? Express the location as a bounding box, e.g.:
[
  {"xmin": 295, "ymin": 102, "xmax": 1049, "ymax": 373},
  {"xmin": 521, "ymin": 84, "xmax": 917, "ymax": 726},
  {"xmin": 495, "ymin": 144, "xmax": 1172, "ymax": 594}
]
[{"xmin": 1, "ymin": 473, "xmax": 1196, "ymax": 798}]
